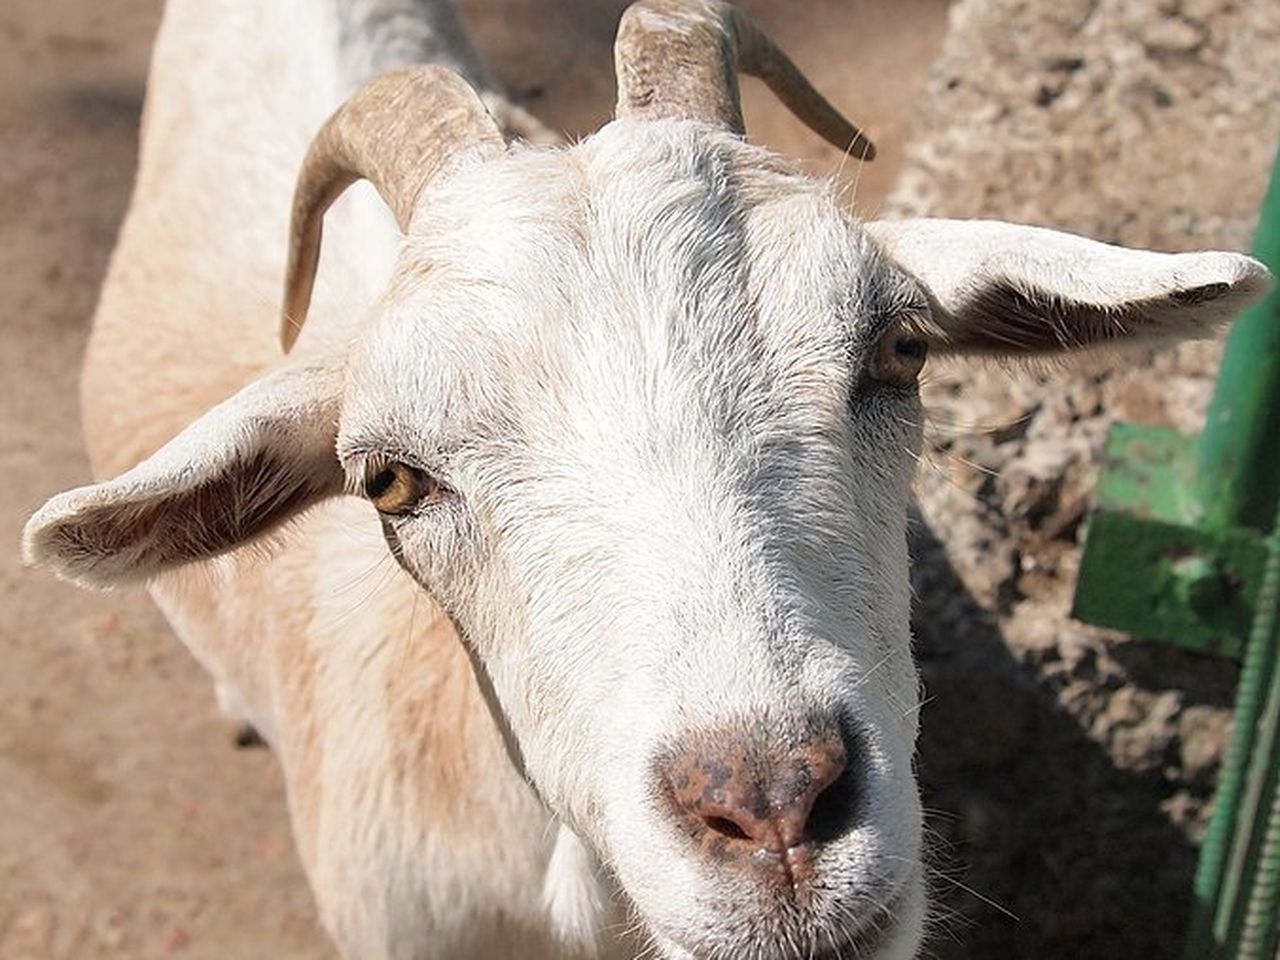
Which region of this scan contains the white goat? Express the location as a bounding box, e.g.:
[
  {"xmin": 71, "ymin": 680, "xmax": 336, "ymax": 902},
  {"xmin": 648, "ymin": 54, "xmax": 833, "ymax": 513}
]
[{"xmin": 22, "ymin": 1, "xmax": 1270, "ymax": 958}]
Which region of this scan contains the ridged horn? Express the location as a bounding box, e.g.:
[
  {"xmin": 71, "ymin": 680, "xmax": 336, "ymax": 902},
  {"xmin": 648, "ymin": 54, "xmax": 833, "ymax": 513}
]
[
  {"xmin": 281, "ymin": 65, "xmax": 504, "ymax": 350},
  {"xmin": 613, "ymin": 0, "xmax": 874, "ymax": 159}
]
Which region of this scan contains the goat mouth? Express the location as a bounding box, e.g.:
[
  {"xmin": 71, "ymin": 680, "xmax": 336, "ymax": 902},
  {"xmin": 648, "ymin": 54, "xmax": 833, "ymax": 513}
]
[
  {"xmin": 808, "ymin": 886, "xmax": 904, "ymax": 960},
  {"xmin": 670, "ymin": 881, "xmax": 909, "ymax": 960}
]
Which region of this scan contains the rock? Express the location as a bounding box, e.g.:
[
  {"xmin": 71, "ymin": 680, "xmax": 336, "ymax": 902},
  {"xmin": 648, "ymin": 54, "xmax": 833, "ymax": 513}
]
[
  {"xmin": 1162, "ymin": 790, "xmax": 1207, "ymax": 839},
  {"xmin": 1140, "ymin": 16, "xmax": 1208, "ymax": 56},
  {"xmin": 1178, "ymin": 704, "xmax": 1231, "ymax": 789},
  {"xmin": 1092, "ymin": 688, "xmax": 1183, "ymax": 774}
]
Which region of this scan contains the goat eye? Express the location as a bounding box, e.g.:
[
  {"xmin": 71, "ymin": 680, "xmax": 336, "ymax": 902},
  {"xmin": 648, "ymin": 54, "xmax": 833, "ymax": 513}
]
[
  {"xmin": 868, "ymin": 326, "xmax": 928, "ymax": 385},
  {"xmin": 364, "ymin": 462, "xmax": 443, "ymax": 515}
]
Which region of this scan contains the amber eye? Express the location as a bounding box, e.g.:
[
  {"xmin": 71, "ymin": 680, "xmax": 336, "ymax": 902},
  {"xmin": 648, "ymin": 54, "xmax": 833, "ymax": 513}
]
[
  {"xmin": 363, "ymin": 462, "xmax": 443, "ymax": 515},
  {"xmin": 868, "ymin": 326, "xmax": 928, "ymax": 385}
]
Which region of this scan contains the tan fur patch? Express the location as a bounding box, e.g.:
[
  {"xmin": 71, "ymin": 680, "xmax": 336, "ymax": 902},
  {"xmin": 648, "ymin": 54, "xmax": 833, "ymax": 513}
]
[
  {"xmin": 383, "ymin": 598, "xmax": 498, "ymax": 836},
  {"xmin": 274, "ymin": 623, "xmax": 327, "ymax": 869}
]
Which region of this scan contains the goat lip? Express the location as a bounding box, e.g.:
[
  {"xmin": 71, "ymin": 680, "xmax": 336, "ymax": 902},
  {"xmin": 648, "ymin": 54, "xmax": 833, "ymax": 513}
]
[
  {"xmin": 671, "ymin": 882, "xmax": 906, "ymax": 960},
  {"xmin": 814, "ymin": 891, "xmax": 903, "ymax": 960},
  {"xmin": 786, "ymin": 876, "xmax": 909, "ymax": 960}
]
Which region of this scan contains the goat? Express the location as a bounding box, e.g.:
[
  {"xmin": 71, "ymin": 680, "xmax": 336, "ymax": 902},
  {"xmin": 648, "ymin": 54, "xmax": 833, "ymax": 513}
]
[{"xmin": 22, "ymin": 0, "xmax": 1270, "ymax": 958}]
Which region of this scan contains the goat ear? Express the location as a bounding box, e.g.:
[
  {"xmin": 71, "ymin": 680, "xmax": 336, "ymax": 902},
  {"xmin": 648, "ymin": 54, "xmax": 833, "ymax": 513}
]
[
  {"xmin": 864, "ymin": 218, "xmax": 1271, "ymax": 357},
  {"xmin": 23, "ymin": 359, "xmax": 345, "ymax": 588}
]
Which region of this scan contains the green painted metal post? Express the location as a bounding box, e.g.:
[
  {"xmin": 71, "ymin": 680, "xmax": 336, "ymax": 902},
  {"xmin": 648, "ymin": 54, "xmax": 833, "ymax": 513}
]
[
  {"xmin": 1195, "ymin": 148, "xmax": 1280, "ymax": 534},
  {"xmin": 1235, "ymin": 783, "xmax": 1280, "ymax": 959},
  {"xmin": 1186, "ymin": 496, "xmax": 1280, "ymax": 957},
  {"xmin": 1212, "ymin": 581, "xmax": 1280, "ymax": 959}
]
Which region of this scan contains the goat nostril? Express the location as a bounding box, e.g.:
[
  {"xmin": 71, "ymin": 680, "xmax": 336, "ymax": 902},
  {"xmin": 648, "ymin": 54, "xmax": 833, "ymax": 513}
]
[
  {"xmin": 662, "ymin": 727, "xmax": 862, "ymax": 863},
  {"xmin": 704, "ymin": 815, "xmax": 752, "ymax": 842},
  {"xmin": 803, "ymin": 765, "xmax": 857, "ymax": 847}
]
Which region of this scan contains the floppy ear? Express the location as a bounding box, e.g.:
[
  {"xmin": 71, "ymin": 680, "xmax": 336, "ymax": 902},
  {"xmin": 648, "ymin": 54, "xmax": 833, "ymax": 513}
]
[
  {"xmin": 864, "ymin": 218, "xmax": 1271, "ymax": 356},
  {"xmin": 23, "ymin": 359, "xmax": 346, "ymax": 588}
]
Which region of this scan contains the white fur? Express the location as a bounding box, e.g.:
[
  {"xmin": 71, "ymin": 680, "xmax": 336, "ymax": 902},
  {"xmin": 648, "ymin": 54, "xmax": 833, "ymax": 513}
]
[{"xmin": 544, "ymin": 823, "xmax": 615, "ymax": 955}]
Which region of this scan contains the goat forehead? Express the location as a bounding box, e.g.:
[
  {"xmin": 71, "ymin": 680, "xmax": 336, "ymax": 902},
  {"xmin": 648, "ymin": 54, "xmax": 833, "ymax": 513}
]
[{"xmin": 345, "ymin": 120, "xmax": 913, "ymax": 444}]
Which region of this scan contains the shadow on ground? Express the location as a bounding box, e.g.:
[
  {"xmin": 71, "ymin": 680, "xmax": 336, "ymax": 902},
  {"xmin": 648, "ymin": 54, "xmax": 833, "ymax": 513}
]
[{"xmin": 910, "ymin": 512, "xmax": 1237, "ymax": 959}]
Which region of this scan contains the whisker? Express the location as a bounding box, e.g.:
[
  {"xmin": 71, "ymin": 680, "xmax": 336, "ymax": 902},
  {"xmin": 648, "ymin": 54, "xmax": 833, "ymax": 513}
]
[
  {"xmin": 905, "ymin": 445, "xmax": 999, "ymax": 511},
  {"xmin": 884, "ymin": 854, "xmax": 1020, "ymax": 922},
  {"xmin": 850, "ymin": 649, "xmax": 896, "ymax": 691},
  {"xmin": 899, "ymin": 692, "xmax": 935, "ymax": 720}
]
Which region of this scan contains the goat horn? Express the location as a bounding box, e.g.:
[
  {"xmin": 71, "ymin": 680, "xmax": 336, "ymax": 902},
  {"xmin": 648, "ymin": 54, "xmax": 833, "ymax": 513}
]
[
  {"xmin": 281, "ymin": 65, "xmax": 504, "ymax": 351},
  {"xmin": 613, "ymin": 0, "xmax": 874, "ymax": 159}
]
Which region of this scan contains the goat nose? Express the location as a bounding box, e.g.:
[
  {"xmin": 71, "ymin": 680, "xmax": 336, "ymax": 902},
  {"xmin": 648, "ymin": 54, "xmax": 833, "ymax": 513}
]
[{"xmin": 662, "ymin": 729, "xmax": 854, "ymax": 865}]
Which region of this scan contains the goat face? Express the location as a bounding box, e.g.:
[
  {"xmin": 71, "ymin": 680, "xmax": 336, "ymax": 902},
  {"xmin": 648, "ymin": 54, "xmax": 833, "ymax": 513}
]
[{"xmin": 339, "ymin": 120, "xmax": 927, "ymax": 958}]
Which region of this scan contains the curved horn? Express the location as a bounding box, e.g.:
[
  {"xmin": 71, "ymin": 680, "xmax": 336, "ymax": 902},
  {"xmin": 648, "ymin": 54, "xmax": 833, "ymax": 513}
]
[
  {"xmin": 613, "ymin": 0, "xmax": 874, "ymax": 159},
  {"xmin": 281, "ymin": 65, "xmax": 504, "ymax": 351}
]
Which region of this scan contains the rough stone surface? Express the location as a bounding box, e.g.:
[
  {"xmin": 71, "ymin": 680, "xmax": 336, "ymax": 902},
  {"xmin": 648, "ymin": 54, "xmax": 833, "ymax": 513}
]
[{"xmin": 895, "ymin": 0, "xmax": 1280, "ymax": 957}]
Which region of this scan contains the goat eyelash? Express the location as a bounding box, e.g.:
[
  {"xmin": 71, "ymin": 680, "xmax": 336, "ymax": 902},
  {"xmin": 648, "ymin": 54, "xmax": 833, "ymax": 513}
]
[{"xmin": 340, "ymin": 444, "xmax": 449, "ymax": 498}]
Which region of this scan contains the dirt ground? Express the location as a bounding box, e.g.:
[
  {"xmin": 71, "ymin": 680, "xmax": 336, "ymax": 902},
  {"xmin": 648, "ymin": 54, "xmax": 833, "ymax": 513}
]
[{"xmin": 0, "ymin": 2, "xmax": 949, "ymax": 958}]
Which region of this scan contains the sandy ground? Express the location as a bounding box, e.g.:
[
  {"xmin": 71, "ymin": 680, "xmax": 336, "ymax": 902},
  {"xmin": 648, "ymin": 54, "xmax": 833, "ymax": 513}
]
[{"xmin": 0, "ymin": 2, "xmax": 949, "ymax": 958}]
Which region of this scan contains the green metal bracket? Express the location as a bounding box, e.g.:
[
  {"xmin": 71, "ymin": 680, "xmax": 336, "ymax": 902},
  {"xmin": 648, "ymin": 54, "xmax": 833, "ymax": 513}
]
[
  {"xmin": 1073, "ymin": 424, "xmax": 1268, "ymax": 658},
  {"xmin": 1072, "ymin": 141, "xmax": 1280, "ymax": 960}
]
